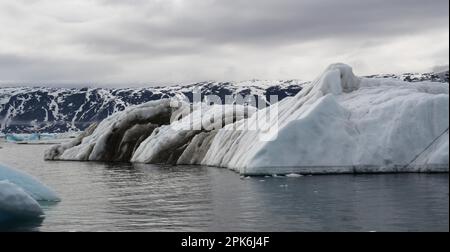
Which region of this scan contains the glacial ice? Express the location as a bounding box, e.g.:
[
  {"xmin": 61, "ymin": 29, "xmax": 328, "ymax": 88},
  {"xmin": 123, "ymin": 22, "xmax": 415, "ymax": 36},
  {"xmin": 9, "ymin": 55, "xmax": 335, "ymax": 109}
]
[
  {"xmin": 44, "ymin": 63, "xmax": 449, "ymax": 175},
  {"xmin": 0, "ymin": 163, "xmax": 60, "ymax": 202},
  {"xmin": 202, "ymin": 64, "xmax": 449, "ymax": 174},
  {"xmin": 46, "ymin": 99, "xmax": 255, "ymax": 164},
  {"xmin": 131, "ymin": 104, "xmax": 256, "ymax": 164},
  {"xmin": 0, "ymin": 181, "xmax": 44, "ymax": 222},
  {"xmin": 6, "ymin": 133, "xmax": 41, "ymax": 142},
  {"xmin": 45, "ymin": 99, "xmax": 185, "ymax": 161}
]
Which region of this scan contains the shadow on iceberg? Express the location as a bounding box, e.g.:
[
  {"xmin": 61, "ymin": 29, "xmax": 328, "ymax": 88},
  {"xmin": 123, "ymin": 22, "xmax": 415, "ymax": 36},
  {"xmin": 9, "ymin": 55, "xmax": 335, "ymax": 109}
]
[
  {"xmin": 43, "ymin": 63, "xmax": 449, "ymax": 175},
  {"xmin": 0, "ymin": 181, "xmax": 45, "ymax": 227},
  {"xmin": 0, "ymin": 217, "xmax": 44, "ymax": 232}
]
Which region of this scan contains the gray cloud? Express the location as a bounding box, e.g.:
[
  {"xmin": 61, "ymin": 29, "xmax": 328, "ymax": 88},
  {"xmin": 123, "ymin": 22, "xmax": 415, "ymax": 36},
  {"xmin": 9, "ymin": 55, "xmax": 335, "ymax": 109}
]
[
  {"xmin": 79, "ymin": 0, "xmax": 449, "ymax": 52},
  {"xmin": 0, "ymin": 0, "xmax": 448, "ymax": 86},
  {"xmin": 433, "ymin": 65, "xmax": 449, "ymax": 72},
  {"xmin": 0, "ymin": 53, "xmax": 121, "ymax": 86}
]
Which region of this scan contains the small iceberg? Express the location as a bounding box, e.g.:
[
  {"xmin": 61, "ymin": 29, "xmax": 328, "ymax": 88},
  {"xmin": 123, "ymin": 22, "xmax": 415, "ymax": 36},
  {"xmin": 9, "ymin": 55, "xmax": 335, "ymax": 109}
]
[
  {"xmin": 0, "ymin": 164, "xmax": 60, "ymax": 202},
  {"xmin": 0, "ymin": 181, "xmax": 44, "ymax": 222},
  {"xmin": 286, "ymin": 173, "xmax": 303, "ymax": 178},
  {"xmin": 5, "ymin": 133, "xmax": 60, "ymax": 145},
  {"xmin": 0, "ymin": 164, "xmax": 59, "ymax": 224},
  {"xmin": 6, "ymin": 133, "xmax": 40, "ymax": 142}
]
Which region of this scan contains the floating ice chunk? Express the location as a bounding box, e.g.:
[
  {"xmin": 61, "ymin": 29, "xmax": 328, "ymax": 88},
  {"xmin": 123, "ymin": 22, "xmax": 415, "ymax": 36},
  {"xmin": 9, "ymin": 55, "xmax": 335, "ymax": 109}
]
[
  {"xmin": 0, "ymin": 164, "xmax": 60, "ymax": 202},
  {"xmin": 6, "ymin": 133, "xmax": 41, "ymax": 142},
  {"xmin": 286, "ymin": 173, "xmax": 303, "ymax": 178},
  {"xmin": 0, "ymin": 181, "xmax": 44, "ymax": 222}
]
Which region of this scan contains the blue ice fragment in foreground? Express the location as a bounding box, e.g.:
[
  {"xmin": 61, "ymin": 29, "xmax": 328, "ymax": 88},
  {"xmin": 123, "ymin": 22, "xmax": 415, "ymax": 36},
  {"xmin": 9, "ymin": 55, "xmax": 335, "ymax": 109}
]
[
  {"xmin": 0, "ymin": 181, "xmax": 44, "ymax": 222},
  {"xmin": 0, "ymin": 163, "xmax": 60, "ymax": 202}
]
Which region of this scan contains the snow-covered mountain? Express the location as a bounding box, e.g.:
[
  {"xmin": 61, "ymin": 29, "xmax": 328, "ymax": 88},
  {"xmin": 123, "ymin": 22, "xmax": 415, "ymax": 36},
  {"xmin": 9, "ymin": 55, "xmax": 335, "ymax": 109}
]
[
  {"xmin": 365, "ymin": 70, "xmax": 449, "ymax": 83},
  {"xmin": 0, "ymin": 71, "xmax": 448, "ymax": 133},
  {"xmin": 0, "ymin": 80, "xmax": 304, "ymax": 133}
]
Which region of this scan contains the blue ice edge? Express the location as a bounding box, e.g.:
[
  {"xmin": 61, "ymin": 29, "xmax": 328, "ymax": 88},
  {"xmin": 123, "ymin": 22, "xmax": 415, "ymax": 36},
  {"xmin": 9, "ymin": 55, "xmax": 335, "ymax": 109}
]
[{"xmin": 0, "ymin": 163, "xmax": 60, "ymax": 224}]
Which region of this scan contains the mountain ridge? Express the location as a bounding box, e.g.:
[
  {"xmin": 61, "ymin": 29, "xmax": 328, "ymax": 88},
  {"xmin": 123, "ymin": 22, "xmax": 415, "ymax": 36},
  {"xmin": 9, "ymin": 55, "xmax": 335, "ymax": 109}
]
[{"xmin": 1, "ymin": 71, "xmax": 448, "ymax": 133}]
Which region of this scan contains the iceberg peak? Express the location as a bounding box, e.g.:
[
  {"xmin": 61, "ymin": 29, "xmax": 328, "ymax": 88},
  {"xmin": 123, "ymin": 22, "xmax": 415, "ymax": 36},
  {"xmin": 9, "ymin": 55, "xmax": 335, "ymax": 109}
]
[{"xmin": 320, "ymin": 63, "xmax": 361, "ymax": 95}]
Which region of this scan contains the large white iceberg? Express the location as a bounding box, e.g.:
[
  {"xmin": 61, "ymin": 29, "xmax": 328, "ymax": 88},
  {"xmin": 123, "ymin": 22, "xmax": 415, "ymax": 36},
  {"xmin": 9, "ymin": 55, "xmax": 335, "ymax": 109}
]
[
  {"xmin": 44, "ymin": 63, "xmax": 449, "ymax": 175},
  {"xmin": 202, "ymin": 64, "xmax": 449, "ymax": 174}
]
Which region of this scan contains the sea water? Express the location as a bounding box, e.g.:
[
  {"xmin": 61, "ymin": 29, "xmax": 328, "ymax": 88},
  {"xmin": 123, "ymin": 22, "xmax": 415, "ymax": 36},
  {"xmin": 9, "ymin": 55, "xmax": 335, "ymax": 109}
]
[{"xmin": 0, "ymin": 142, "xmax": 448, "ymax": 232}]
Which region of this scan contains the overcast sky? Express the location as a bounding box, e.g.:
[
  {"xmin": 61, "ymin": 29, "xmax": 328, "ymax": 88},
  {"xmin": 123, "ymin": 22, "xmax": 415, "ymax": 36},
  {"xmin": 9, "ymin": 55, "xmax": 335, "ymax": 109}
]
[{"xmin": 0, "ymin": 0, "xmax": 448, "ymax": 87}]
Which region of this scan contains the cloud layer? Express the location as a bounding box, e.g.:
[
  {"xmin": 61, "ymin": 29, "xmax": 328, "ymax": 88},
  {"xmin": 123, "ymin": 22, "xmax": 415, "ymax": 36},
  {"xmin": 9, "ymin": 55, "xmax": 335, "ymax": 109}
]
[{"xmin": 0, "ymin": 0, "xmax": 448, "ymax": 86}]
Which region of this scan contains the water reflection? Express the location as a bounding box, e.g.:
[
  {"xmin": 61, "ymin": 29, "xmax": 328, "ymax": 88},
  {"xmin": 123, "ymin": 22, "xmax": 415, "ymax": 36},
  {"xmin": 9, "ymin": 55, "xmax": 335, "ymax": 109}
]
[
  {"xmin": 230, "ymin": 174, "xmax": 449, "ymax": 231},
  {"xmin": 98, "ymin": 163, "xmax": 215, "ymax": 231},
  {"xmin": 0, "ymin": 143, "xmax": 448, "ymax": 231}
]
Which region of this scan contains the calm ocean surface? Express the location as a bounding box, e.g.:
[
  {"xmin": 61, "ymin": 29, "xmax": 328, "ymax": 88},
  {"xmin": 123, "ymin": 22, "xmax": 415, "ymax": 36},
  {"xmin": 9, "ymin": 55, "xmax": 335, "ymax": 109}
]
[{"xmin": 0, "ymin": 142, "xmax": 448, "ymax": 232}]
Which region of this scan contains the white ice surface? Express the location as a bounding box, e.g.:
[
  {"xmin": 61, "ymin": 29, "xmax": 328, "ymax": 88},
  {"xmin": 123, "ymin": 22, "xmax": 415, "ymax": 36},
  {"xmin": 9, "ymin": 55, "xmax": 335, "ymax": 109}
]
[{"xmin": 201, "ymin": 64, "xmax": 449, "ymax": 174}]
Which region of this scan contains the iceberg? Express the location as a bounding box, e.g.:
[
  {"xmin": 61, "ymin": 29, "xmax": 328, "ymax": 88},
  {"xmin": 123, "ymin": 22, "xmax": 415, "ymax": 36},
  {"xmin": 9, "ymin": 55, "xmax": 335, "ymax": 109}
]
[
  {"xmin": 6, "ymin": 133, "xmax": 41, "ymax": 142},
  {"xmin": 131, "ymin": 103, "xmax": 256, "ymax": 164},
  {"xmin": 202, "ymin": 64, "xmax": 449, "ymax": 174},
  {"xmin": 0, "ymin": 164, "xmax": 59, "ymax": 223},
  {"xmin": 45, "ymin": 99, "xmax": 183, "ymax": 161},
  {"xmin": 5, "ymin": 133, "xmax": 64, "ymax": 145},
  {"xmin": 0, "ymin": 164, "xmax": 60, "ymax": 202},
  {"xmin": 44, "ymin": 63, "xmax": 449, "ymax": 175},
  {"xmin": 46, "ymin": 100, "xmax": 256, "ymax": 164},
  {"xmin": 0, "ymin": 181, "xmax": 44, "ymax": 222}
]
